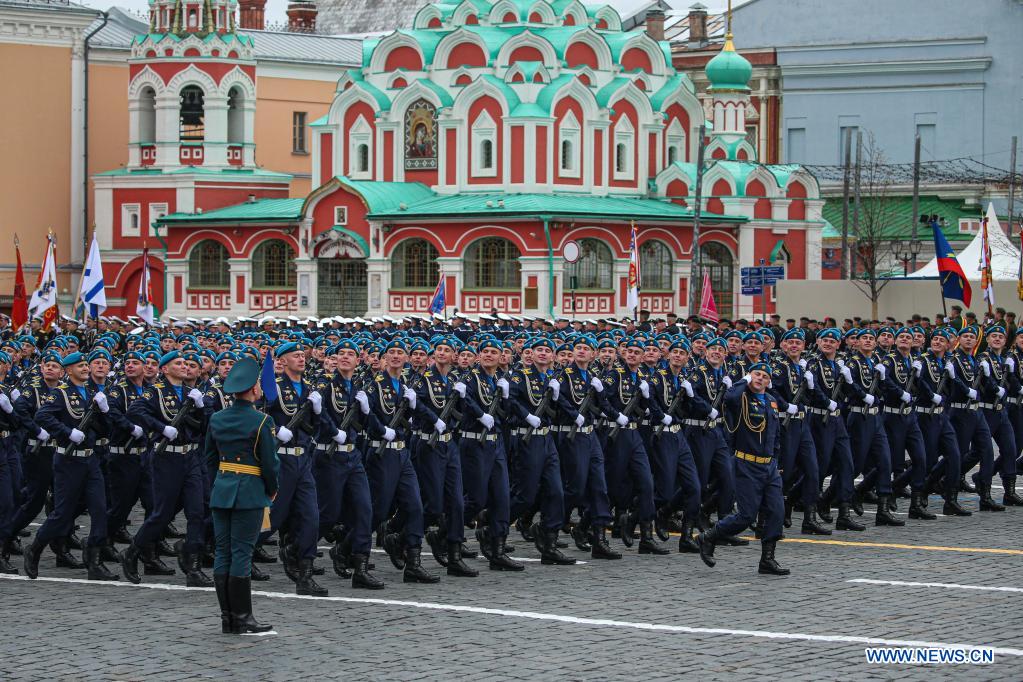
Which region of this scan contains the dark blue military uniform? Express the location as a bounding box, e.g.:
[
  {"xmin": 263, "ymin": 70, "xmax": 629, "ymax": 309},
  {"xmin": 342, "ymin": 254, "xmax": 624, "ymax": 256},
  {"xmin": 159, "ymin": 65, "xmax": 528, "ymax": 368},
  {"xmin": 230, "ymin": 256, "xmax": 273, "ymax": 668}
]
[
  {"xmin": 686, "ymin": 360, "xmax": 734, "ymax": 521},
  {"xmin": 104, "ymin": 377, "xmax": 153, "ymax": 542},
  {"xmin": 413, "ymin": 368, "xmax": 467, "ymax": 545}
]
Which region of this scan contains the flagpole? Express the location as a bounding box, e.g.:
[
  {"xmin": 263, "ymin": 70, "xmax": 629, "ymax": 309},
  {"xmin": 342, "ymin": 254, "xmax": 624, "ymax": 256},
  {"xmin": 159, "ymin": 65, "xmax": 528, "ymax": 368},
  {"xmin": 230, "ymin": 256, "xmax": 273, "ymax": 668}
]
[
  {"xmin": 933, "ymin": 219, "xmax": 948, "ymax": 320},
  {"xmin": 72, "ymin": 226, "xmax": 93, "ymax": 323}
]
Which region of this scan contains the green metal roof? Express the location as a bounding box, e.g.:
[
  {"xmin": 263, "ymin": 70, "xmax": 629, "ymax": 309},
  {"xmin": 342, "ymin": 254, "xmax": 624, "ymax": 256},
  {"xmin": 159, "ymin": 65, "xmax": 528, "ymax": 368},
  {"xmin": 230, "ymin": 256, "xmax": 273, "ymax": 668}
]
[
  {"xmin": 94, "ymin": 167, "xmax": 292, "ymax": 179},
  {"xmin": 821, "ymin": 195, "xmax": 982, "ymax": 243},
  {"xmin": 158, "ymin": 198, "xmax": 304, "ymax": 224},
  {"xmin": 649, "ymin": 73, "xmax": 695, "ymax": 111},
  {"xmin": 594, "ymin": 76, "xmax": 630, "ymax": 108},
  {"xmin": 330, "ymin": 177, "xmax": 437, "ymax": 213},
  {"xmin": 369, "ymin": 192, "xmax": 744, "ymax": 222}
]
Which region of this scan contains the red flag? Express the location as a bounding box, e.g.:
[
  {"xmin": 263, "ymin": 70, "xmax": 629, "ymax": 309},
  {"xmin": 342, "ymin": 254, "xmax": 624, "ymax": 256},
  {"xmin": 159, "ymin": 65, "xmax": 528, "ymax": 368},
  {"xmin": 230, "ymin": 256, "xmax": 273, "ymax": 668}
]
[
  {"xmin": 698, "ymin": 271, "xmax": 719, "ymax": 323},
  {"xmin": 11, "ymin": 238, "xmax": 27, "ymax": 331}
]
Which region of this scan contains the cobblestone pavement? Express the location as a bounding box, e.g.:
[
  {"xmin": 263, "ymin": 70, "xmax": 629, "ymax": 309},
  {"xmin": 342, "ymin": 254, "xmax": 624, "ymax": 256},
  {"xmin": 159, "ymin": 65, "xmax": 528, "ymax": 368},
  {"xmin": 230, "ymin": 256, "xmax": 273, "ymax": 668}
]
[{"xmin": 2, "ymin": 489, "xmax": 1021, "ymax": 681}]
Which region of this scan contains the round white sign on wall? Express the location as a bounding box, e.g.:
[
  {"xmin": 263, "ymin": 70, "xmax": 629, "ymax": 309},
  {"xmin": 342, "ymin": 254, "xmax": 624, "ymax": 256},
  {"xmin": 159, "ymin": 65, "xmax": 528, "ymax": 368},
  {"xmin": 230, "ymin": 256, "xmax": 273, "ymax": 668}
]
[{"xmin": 563, "ymin": 240, "xmax": 580, "ymax": 263}]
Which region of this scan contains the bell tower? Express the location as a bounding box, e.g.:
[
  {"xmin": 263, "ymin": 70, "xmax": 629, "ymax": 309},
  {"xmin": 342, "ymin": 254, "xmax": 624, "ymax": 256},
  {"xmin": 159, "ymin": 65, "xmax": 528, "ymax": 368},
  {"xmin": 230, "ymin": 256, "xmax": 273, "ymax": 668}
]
[{"xmin": 704, "ymin": 0, "xmax": 754, "ymax": 160}]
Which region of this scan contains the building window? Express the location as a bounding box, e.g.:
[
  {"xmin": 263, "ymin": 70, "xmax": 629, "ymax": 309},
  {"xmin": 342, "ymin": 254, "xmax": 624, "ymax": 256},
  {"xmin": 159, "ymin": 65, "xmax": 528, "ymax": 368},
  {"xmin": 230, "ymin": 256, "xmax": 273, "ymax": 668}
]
[
  {"xmin": 639, "ymin": 240, "xmax": 672, "ymax": 290},
  {"xmin": 481, "ymin": 139, "xmax": 494, "ymax": 169},
  {"xmin": 666, "ymin": 119, "xmax": 685, "ymax": 166},
  {"xmin": 121, "ymin": 203, "xmax": 141, "ymax": 237},
  {"xmin": 786, "ymin": 127, "xmax": 806, "ymax": 163},
  {"xmin": 138, "ymin": 87, "xmax": 156, "ymax": 143},
  {"xmin": 290, "ymin": 111, "xmax": 304, "ymax": 153},
  {"xmin": 179, "ymin": 86, "xmax": 205, "ymax": 142},
  {"xmin": 565, "ymin": 238, "xmax": 613, "ymax": 290},
  {"xmin": 227, "ymin": 87, "xmax": 244, "ymax": 144},
  {"xmin": 391, "ymin": 238, "xmax": 440, "ymax": 289},
  {"xmin": 613, "ymin": 115, "xmax": 635, "ymax": 180},
  {"xmin": 615, "ymin": 143, "xmax": 627, "ymax": 173},
  {"xmin": 348, "ymin": 115, "xmax": 372, "ymax": 179},
  {"xmin": 559, "ymin": 110, "xmax": 581, "ymax": 178},
  {"xmin": 916, "ymin": 122, "xmax": 936, "ymax": 161},
  {"xmin": 252, "ymin": 239, "xmax": 297, "ymax": 288},
  {"xmin": 147, "ymin": 203, "xmax": 168, "ymax": 237},
  {"xmin": 838, "ymin": 119, "xmax": 859, "ymax": 163},
  {"xmin": 471, "ymin": 110, "xmax": 497, "ymax": 177},
  {"xmin": 357, "ymin": 144, "xmax": 370, "ymax": 173},
  {"xmin": 699, "ymin": 241, "xmax": 734, "ymax": 316},
  {"xmin": 465, "ymin": 237, "xmax": 521, "ymax": 289},
  {"xmin": 188, "ymin": 239, "xmax": 229, "ymax": 288}
]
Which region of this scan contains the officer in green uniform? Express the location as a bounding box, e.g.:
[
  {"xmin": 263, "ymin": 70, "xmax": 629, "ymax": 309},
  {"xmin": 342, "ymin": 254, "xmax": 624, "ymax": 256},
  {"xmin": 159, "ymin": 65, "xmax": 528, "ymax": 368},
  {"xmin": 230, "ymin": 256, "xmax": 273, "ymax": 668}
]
[{"xmin": 204, "ymin": 357, "xmax": 280, "ymax": 635}]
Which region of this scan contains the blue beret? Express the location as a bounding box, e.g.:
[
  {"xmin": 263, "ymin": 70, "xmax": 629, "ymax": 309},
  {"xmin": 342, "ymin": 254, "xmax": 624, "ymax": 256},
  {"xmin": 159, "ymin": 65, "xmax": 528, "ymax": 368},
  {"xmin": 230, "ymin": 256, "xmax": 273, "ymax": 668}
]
[
  {"xmin": 668, "ymin": 338, "xmax": 691, "ymax": 352},
  {"xmin": 124, "ymin": 351, "xmax": 144, "ymax": 363},
  {"xmin": 749, "ymin": 361, "xmax": 771, "ymax": 375},
  {"xmin": 0, "ymin": 351, "xmax": 10, "ymax": 365},
  {"xmin": 597, "ymin": 338, "xmax": 616, "ymax": 350},
  {"xmin": 893, "ymin": 327, "xmax": 913, "ymax": 339},
  {"xmin": 556, "ymin": 342, "xmax": 574, "ymax": 354},
  {"xmin": 857, "ymin": 328, "xmax": 877, "ymax": 339},
  {"xmin": 383, "ymin": 338, "xmax": 408, "ymax": 354},
  {"xmin": 911, "ymin": 325, "xmax": 926, "ymax": 336},
  {"xmin": 879, "ymin": 326, "xmax": 896, "ymax": 337},
  {"xmin": 215, "ymin": 351, "xmax": 238, "ymax": 364},
  {"xmin": 780, "ymin": 328, "xmax": 805, "ymax": 342},
  {"xmin": 88, "ymin": 348, "xmax": 112, "ymax": 364},
  {"xmin": 61, "ymin": 351, "xmax": 86, "ymax": 367},
  {"xmin": 705, "ymin": 337, "xmax": 727, "ymax": 350},
  {"xmin": 985, "ymin": 324, "xmax": 1007, "ymax": 336},
  {"xmin": 742, "ymin": 331, "xmax": 763, "ymax": 343},
  {"xmin": 275, "ymin": 342, "xmax": 301, "ymax": 358},
  {"xmin": 332, "ymin": 339, "xmax": 360, "ymax": 353},
  {"xmin": 142, "ymin": 350, "xmax": 162, "ymax": 363},
  {"xmin": 624, "ymin": 337, "xmax": 646, "ymax": 351},
  {"xmin": 410, "ymin": 340, "xmax": 430, "ymax": 354},
  {"xmin": 574, "ymin": 335, "xmax": 597, "ymax": 349},
  {"xmin": 477, "ymin": 338, "xmax": 501, "ymax": 352},
  {"xmin": 530, "ymin": 337, "xmax": 556, "ymax": 351},
  {"xmin": 723, "ymin": 330, "xmax": 743, "ymax": 340},
  {"xmin": 41, "ymin": 350, "xmax": 63, "ymax": 365},
  {"xmin": 182, "ymin": 352, "xmax": 201, "ymax": 365},
  {"xmin": 159, "ymin": 350, "xmax": 181, "ymax": 367},
  {"xmin": 817, "ymin": 328, "xmax": 842, "ymax": 342},
  {"xmin": 960, "ymin": 325, "xmax": 980, "ymax": 337},
  {"xmin": 932, "ymin": 327, "xmax": 955, "ymax": 340}
]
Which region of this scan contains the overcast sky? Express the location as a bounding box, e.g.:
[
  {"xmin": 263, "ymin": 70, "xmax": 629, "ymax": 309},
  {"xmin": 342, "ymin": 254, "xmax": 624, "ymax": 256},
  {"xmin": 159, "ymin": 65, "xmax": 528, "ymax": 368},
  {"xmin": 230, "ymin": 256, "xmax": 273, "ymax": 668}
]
[{"xmin": 78, "ymin": 0, "xmax": 736, "ymax": 31}]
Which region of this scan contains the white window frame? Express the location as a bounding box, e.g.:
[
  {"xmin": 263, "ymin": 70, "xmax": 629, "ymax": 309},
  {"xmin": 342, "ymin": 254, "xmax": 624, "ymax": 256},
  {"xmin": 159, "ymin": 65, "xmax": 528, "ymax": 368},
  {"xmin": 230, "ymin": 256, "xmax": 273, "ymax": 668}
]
[
  {"xmin": 666, "ymin": 118, "xmax": 685, "ymax": 166},
  {"xmin": 348, "ymin": 115, "xmax": 373, "ymax": 180},
  {"xmin": 471, "ymin": 110, "xmax": 498, "ymax": 178},
  {"xmin": 148, "ymin": 203, "xmax": 168, "ymax": 237},
  {"xmin": 959, "ymin": 218, "xmax": 980, "ymax": 234},
  {"xmin": 559, "ymin": 110, "xmax": 581, "ymax": 178},
  {"xmin": 334, "ymin": 206, "xmax": 348, "ymax": 225},
  {"xmin": 613, "ymin": 115, "xmax": 635, "ymax": 181},
  {"xmin": 122, "ymin": 203, "xmax": 141, "ymax": 237}
]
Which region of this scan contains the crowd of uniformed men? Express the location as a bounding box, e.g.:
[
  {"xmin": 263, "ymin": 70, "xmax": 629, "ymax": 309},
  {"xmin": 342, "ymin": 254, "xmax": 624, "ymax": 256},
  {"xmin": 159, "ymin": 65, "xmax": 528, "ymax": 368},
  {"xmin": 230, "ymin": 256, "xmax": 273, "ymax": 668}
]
[{"xmin": 1, "ymin": 308, "xmax": 1021, "ymax": 613}]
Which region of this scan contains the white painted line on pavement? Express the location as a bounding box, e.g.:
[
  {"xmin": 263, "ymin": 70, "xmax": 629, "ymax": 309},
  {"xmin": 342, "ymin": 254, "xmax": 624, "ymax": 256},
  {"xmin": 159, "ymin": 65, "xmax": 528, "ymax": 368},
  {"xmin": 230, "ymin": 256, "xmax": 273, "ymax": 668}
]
[
  {"xmin": 316, "ymin": 546, "xmax": 588, "ymax": 565},
  {"xmin": 2, "ymin": 574, "xmax": 1021, "ymax": 656},
  {"xmin": 848, "ymin": 578, "xmax": 1023, "ymax": 594}
]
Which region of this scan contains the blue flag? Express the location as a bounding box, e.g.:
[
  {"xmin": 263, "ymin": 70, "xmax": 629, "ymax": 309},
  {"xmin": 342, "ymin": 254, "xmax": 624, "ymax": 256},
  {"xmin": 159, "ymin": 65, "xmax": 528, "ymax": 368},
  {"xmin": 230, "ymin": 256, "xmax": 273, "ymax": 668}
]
[
  {"xmin": 932, "ymin": 221, "xmax": 972, "ymax": 306},
  {"xmin": 261, "ymin": 349, "xmax": 279, "ymax": 403},
  {"xmin": 429, "ymin": 276, "xmax": 445, "ymax": 314}
]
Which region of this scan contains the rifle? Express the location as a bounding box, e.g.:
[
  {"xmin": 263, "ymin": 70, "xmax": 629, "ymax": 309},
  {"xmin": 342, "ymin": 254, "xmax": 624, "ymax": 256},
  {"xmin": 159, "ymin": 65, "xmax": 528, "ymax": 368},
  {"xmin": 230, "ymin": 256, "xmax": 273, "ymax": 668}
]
[
  {"xmin": 522, "ymin": 384, "xmax": 556, "ymax": 445},
  {"xmin": 153, "ymin": 398, "xmax": 196, "ymax": 457},
  {"xmin": 653, "ymin": 375, "xmax": 686, "ymax": 438},
  {"xmin": 608, "ymin": 387, "xmax": 642, "ymax": 441},
  {"xmin": 375, "ymin": 398, "xmax": 410, "ymax": 457},
  {"xmin": 323, "ymin": 382, "xmax": 364, "ymax": 457},
  {"xmin": 923, "ymin": 359, "xmax": 950, "ymax": 416},
  {"xmin": 427, "ymin": 387, "xmax": 461, "ymax": 446},
  {"xmin": 820, "ymin": 359, "xmax": 847, "ymax": 424},
  {"xmin": 704, "ymin": 374, "xmax": 728, "ymax": 431},
  {"xmin": 62, "ymin": 403, "xmax": 98, "ymax": 458},
  {"xmin": 781, "ymin": 381, "xmax": 807, "ymax": 428},
  {"xmin": 566, "ymin": 385, "xmax": 597, "ymax": 442}
]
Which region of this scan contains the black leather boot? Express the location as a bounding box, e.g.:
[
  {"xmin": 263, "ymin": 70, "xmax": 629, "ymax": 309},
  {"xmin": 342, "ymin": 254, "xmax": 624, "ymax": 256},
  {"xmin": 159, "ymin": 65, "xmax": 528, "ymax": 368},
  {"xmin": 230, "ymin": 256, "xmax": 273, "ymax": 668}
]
[
  {"xmin": 279, "ymin": 543, "xmax": 300, "ymax": 582},
  {"xmin": 618, "ymin": 511, "xmax": 637, "ymax": 548},
  {"xmin": 402, "ymin": 547, "xmax": 440, "ymax": 583},
  {"xmin": 875, "ymin": 496, "xmax": 905, "ymax": 526},
  {"xmin": 66, "ymin": 531, "xmax": 84, "ymax": 551},
  {"xmin": 800, "ymin": 507, "xmax": 832, "ymax": 535},
  {"xmin": 250, "ymin": 561, "xmax": 270, "ymax": 581},
  {"xmin": 654, "ymin": 508, "xmax": 672, "ymax": 541},
  {"xmin": 816, "ymin": 490, "xmax": 834, "ymax": 524},
  {"xmin": 488, "ymin": 536, "xmax": 524, "ymax": 572},
  {"xmin": 99, "ymin": 541, "xmax": 119, "ymax": 563},
  {"xmin": 142, "ymin": 544, "xmax": 175, "ymax": 575},
  {"xmin": 0, "ymin": 540, "xmax": 17, "ymax": 575},
  {"xmin": 1002, "ymin": 476, "xmax": 1023, "ymax": 506},
  {"xmin": 295, "ymin": 558, "xmax": 328, "ymax": 595},
  {"xmin": 425, "ymin": 529, "xmax": 448, "ymax": 568},
  {"xmin": 185, "ymin": 551, "xmax": 214, "ymax": 587},
  {"xmin": 113, "ymin": 526, "xmax": 133, "ymax": 545},
  {"xmin": 475, "ymin": 526, "xmax": 493, "ymax": 561},
  {"xmin": 7, "ymin": 536, "xmax": 22, "ymax": 556},
  {"xmin": 978, "ymin": 482, "xmax": 1006, "ymax": 511},
  {"xmin": 351, "ymin": 553, "xmax": 384, "ymax": 590},
  {"xmin": 252, "ymin": 544, "xmax": 276, "ymax": 563},
  {"xmin": 677, "ymin": 517, "xmax": 700, "ymax": 553},
  {"xmin": 783, "ymin": 497, "xmax": 793, "ymax": 529},
  {"xmin": 718, "ymin": 534, "xmax": 750, "ymax": 546},
  {"xmin": 329, "ymin": 539, "xmax": 352, "ymax": 579},
  {"xmin": 589, "ymin": 527, "xmax": 621, "ymax": 560},
  {"xmin": 23, "ymin": 538, "xmax": 45, "ymax": 579},
  {"xmin": 757, "ymin": 540, "xmax": 790, "ymax": 576},
  {"xmin": 446, "ymin": 541, "xmax": 478, "ymax": 577},
  {"xmin": 571, "ymin": 521, "xmax": 592, "ymax": 552},
  {"xmin": 164, "ymin": 522, "xmax": 185, "ymax": 539},
  {"xmin": 460, "ymin": 543, "xmax": 477, "ymax": 559},
  {"xmin": 214, "ymin": 573, "xmax": 231, "ymax": 633},
  {"xmin": 539, "ymin": 529, "xmax": 576, "ymax": 565},
  {"xmin": 850, "ymin": 490, "xmax": 864, "ymax": 517},
  {"xmin": 836, "ymin": 503, "xmax": 865, "ymax": 531},
  {"xmin": 942, "ymin": 491, "xmax": 972, "ymax": 516},
  {"xmin": 638, "ymin": 522, "xmax": 670, "ymax": 555},
  {"xmin": 86, "ymin": 545, "xmax": 119, "ymax": 581},
  {"xmin": 908, "ymin": 492, "xmax": 936, "ymax": 520},
  {"xmin": 52, "ymin": 539, "xmax": 86, "ymax": 569},
  {"xmin": 959, "ymin": 475, "xmax": 976, "ymax": 493},
  {"xmin": 515, "ymin": 516, "xmax": 535, "ymax": 542},
  {"xmin": 382, "ymin": 533, "xmax": 406, "ymax": 570},
  {"xmin": 229, "ymin": 576, "xmax": 273, "ymax": 634},
  {"xmin": 119, "ymin": 544, "xmax": 143, "ymax": 584},
  {"xmin": 696, "ymin": 526, "xmax": 720, "ymax": 567},
  {"xmin": 155, "ymin": 538, "xmax": 177, "ymax": 558}
]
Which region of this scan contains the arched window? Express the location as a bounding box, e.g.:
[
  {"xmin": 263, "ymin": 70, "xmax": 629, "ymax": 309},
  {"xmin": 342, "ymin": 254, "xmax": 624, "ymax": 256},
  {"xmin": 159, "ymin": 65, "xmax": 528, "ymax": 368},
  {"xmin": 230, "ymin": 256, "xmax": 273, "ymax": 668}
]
[
  {"xmin": 561, "ymin": 139, "xmax": 573, "ymax": 171},
  {"xmin": 227, "ymin": 86, "xmax": 243, "ymax": 144},
  {"xmin": 639, "ymin": 240, "xmax": 672, "ymax": 290},
  {"xmin": 465, "ymin": 237, "xmax": 521, "ymax": 289},
  {"xmin": 667, "ymin": 146, "xmax": 677, "ymax": 165},
  {"xmin": 480, "ymin": 139, "xmax": 494, "ymax": 170},
  {"xmin": 252, "ymin": 239, "xmax": 296, "ymax": 288},
  {"xmin": 188, "ymin": 239, "xmax": 229, "ymax": 288},
  {"xmin": 615, "ymin": 143, "xmax": 627, "ymax": 173},
  {"xmin": 139, "ymin": 87, "xmax": 156, "ymax": 142},
  {"xmin": 565, "ymin": 238, "xmax": 613, "ymax": 290},
  {"xmin": 179, "ymin": 85, "xmax": 205, "ymax": 141},
  {"xmin": 357, "ymin": 144, "xmax": 370, "ymax": 173},
  {"xmin": 699, "ymin": 242, "xmax": 734, "ymax": 315},
  {"xmin": 391, "ymin": 238, "xmax": 439, "ymax": 289}
]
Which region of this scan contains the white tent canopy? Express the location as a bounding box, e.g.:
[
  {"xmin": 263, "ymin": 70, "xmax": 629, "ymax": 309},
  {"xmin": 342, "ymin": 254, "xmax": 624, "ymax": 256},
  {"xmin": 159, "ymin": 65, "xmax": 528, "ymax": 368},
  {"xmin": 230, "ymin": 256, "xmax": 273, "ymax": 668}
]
[{"xmin": 911, "ymin": 203, "xmax": 1020, "ymax": 280}]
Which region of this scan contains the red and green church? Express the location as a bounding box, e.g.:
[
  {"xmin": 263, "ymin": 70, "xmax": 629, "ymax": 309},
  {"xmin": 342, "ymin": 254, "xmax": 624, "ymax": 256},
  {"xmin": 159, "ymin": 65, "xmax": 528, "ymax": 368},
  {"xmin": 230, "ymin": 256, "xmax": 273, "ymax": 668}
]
[{"xmin": 93, "ymin": 0, "xmax": 825, "ymax": 320}]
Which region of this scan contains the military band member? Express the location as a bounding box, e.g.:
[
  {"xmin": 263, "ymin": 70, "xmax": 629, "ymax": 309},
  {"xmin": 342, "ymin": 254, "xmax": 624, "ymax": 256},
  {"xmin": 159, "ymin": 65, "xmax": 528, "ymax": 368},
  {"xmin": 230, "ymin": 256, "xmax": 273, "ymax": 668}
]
[{"xmin": 974, "ymin": 325, "xmax": 1021, "ymax": 507}]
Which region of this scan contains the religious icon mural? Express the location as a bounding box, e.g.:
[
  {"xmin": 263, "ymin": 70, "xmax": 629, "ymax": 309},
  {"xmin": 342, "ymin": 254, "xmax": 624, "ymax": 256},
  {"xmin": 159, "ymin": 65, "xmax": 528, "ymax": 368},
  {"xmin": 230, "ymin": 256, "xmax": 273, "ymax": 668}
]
[{"xmin": 404, "ymin": 99, "xmax": 438, "ymax": 170}]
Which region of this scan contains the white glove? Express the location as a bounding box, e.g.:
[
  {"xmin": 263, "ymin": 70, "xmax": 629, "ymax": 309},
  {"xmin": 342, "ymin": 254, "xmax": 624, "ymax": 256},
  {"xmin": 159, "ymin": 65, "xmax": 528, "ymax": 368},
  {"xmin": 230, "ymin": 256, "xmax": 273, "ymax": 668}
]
[
  {"xmin": 36, "ymin": 428, "xmax": 49, "ymax": 442},
  {"xmin": 276, "ymin": 425, "xmax": 293, "ymax": 444},
  {"xmin": 708, "ymin": 408, "xmax": 719, "ymax": 420},
  {"xmin": 912, "ymin": 360, "xmax": 923, "ymax": 376},
  {"xmin": 901, "ymin": 391, "xmax": 911, "ymax": 404},
  {"xmin": 981, "ymin": 360, "xmax": 991, "ymax": 377},
  {"xmin": 722, "ymin": 375, "xmax": 733, "ymax": 388},
  {"xmin": 967, "ymin": 388, "xmax": 978, "ymax": 400},
  {"xmin": 188, "ymin": 388, "xmax": 205, "ymax": 409},
  {"xmin": 383, "ymin": 427, "xmax": 396, "ymax": 442},
  {"xmin": 661, "ymin": 414, "xmax": 673, "ymax": 426},
  {"xmin": 615, "ymin": 413, "xmax": 629, "ymax": 427},
  {"xmin": 452, "ymin": 381, "xmax": 467, "ymax": 398},
  {"xmin": 403, "ymin": 387, "xmax": 417, "ymax": 409},
  {"xmin": 997, "ymin": 386, "xmax": 1006, "ymax": 399},
  {"xmin": 863, "ymin": 394, "xmax": 875, "ymax": 406},
  {"xmin": 307, "ymin": 390, "xmax": 322, "ymax": 415},
  {"xmin": 548, "ymin": 378, "xmax": 560, "ymax": 400},
  {"xmin": 786, "ymin": 404, "xmax": 798, "ymax": 415},
  {"xmin": 0, "ymin": 394, "xmax": 11, "ymax": 414},
  {"xmin": 874, "ymin": 364, "xmax": 886, "ymax": 379},
  {"xmin": 827, "ymin": 400, "xmax": 838, "ymax": 412},
  {"xmin": 945, "ymin": 362, "xmax": 956, "ymax": 378},
  {"xmin": 590, "ymin": 377, "xmax": 604, "ymax": 392},
  {"xmin": 92, "ymin": 392, "xmax": 109, "ymax": 413},
  {"xmin": 355, "ymin": 390, "xmax": 370, "ymax": 415},
  {"xmin": 162, "ymin": 425, "xmax": 178, "ymax": 441},
  {"xmin": 497, "ymin": 377, "xmax": 510, "ymax": 398},
  {"xmin": 803, "ymin": 371, "xmax": 815, "ymax": 390},
  {"xmin": 1007, "ymin": 357, "xmax": 1016, "ymax": 372},
  {"xmin": 741, "ymin": 374, "xmax": 752, "ymax": 385},
  {"xmin": 479, "ymin": 413, "xmax": 495, "ymax": 430},
  {"xmin": 333, "ymin": 429, "xmax": 347, "ymax": 445},
  {"xmin": 798, "ymin": 358, "xmax": 808, "ymax": 369},
  {"xmin": 131, "ymin": 424, "xmax": 143, "ymax": 439},
  {"xmin": 932, "ymin": 394, "xmax": 943, "ymax": 406},
  {"xmin": 69, "ymin": 428, "xmax": 85, "ymax": 444},
  {"xmin": 841, "ymin": 366, "xmax": 853, "ymax": 384},
  {"xmin": 10, "ymin": 389, "xmax": 20, "ymax": 402},
  {"xmin": 639, "ymin": 380, "xmax": 650, "ymax": 398},
  {"xmin": 525, "ymin": 414, "xmax": 541, "ymax": 429},
  {"xmin": 434, "ymin": 418, "xmax": 446, "ymax": 434},
  {"xmin": 575, "ymin": 414, "xmax": 585, "ymax": 428},
  {"xmin": 682, "ymin": 379, "xmax": 694, "ymax": 397}
]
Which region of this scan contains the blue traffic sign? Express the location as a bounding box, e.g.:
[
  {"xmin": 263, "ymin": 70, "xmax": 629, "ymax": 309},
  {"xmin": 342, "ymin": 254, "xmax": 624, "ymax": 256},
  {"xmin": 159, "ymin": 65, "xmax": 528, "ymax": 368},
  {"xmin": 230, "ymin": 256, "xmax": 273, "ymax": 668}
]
[
  {"xmin": 764, "ymin": 266, "xmax": 785, "ymax": 279},
  {"xmin": 741, "ymin": 286, "xmax": 763, "ymax": 296}
]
